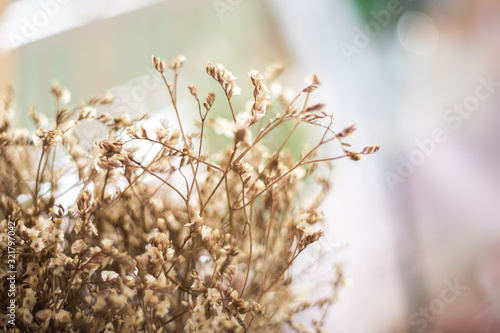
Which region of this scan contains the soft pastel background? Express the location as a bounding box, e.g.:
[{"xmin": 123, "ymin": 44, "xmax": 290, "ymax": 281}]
[{"xmin": 2, "ymin": 0, "xmax": 500, "ymax": 332}]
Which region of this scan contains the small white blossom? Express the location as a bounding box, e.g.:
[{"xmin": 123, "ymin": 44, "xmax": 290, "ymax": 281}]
[
  {"xmin": 25, "ymin": 262, "xmax": 40, "ymax": 276},
  {"xmin": 30, "ymin": 238, "xmax": 45, "ymax": 252},
  {"xmin": 60, "ymin": 89, "xmax": 71, "ymax": 104},
  {"xmin": 101, "ymin": 238, "xmax": 114, "ymax": 247},
  {"xmin": 166, "ymin": 247, "xmax": 175, "ymax": 261},
  {"xmin": 296, "ymin": 221, "xmax": 313, "ymax": 236},
  {"xmin": 55, "ymin": 309, "xmax": 71, "ymax": 323},
  {"xmin": 23, "ymin": 288, "xmax": 37, "ymax": 310},
  {"xmin": 200, "ymin": 225, "xmax": 212, "ymax": 241},
  {"xmin": 71, "ymin": 239, "xmax": 88, "ymax": 254},
  {"xmin": 101, "ymin": 270, "xmax": 119, "ymax": 281},
  {"xmin": 36, "ymin": 309, "xmax": 53, "ymax": 321},
  {"xmin": 156, "ymin": 299, "xmax": 171, "ymax": 318},
  {"xmin": 21, "ymin": 309, "xmax": 33, "ymax": 324}
]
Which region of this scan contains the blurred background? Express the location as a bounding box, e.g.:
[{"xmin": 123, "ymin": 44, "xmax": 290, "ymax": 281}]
[{"xmin": 1, "ymin": 0, "xmax": 500, "ymax": 332}]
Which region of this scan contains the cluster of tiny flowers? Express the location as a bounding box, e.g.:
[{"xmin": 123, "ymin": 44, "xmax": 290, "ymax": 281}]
[
  {"xmin": 206, "ymin": 62, "xmax": 241, "ymax": 98},
  {"xmin": 0, "ymin": 56, "xmax": 377, "ymax": 332},
  {"xmin": 243, "ymin": 70, "xmax": 270, "ymax": 126}
]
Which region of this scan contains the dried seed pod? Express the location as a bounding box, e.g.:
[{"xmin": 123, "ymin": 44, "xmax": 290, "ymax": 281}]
[{"xmin": 361, "ymin": 145, "xmax": 380, "ymax": 155}]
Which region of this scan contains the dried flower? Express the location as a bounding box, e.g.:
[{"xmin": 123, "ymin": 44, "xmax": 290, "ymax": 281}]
[
  {"xmin": 30, "ymin": 238, "xmax": 45, "ymax": 252},
  {"xmin": 51, "ymin": 80, "xmax": 71, "ymax": 103},
  {"xmin": 296, "ymin": 220, "xmax": 313, "ymax": 236},
  {"xmin": 55, "ymin": 309, "xmax": 71, "ymax": 323},
  {"xmin": 206, "ymin": 62, "xmax": 241, "ymax": 98},
  {"xmin": 79, "ymin": 106, "xmax": 97, "ymax": 120},
  {"xmin": 305, "ymin": 73, "xmax": 321, "ymax": 86},
  {"xmin": 101, "ymin": 270, "xmax": 119, "ymax": 281},
  {"xmin": 361, "ymin": 145, "xmax": 380, "ymax": 155},
  {"xmin": 71, "ymin": 239, "xmax": 88, "ymax": 254},
  {"xmin": 244, "ymin": 70, "xmax": 270, "ymax": 126},
  {"xmin": 32, "ymin": 129, "xmax": 63, "ymax": 147},
  {"xmin": 156, "ymin": 299, "xmax": 171, "ymax": 318},
  {"xmin": 0, "ymin": 56, "xmax": 376, "ymax": 333},
  {"xmin": 36, "ymin": 309, "xmax": 53, "ymax": 321},
  {"xmin": 25, "ymin": 262, "xmax": 40, "ymax": 276},
  {"xmin": 188, "ymin": 84, "xmax": 199, "ymax": 100}
]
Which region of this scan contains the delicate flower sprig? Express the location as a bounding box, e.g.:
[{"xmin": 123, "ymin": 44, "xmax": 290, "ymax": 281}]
[{"xmin": 206, "ymin": 62, "xmax": 241, "ymax": 99}]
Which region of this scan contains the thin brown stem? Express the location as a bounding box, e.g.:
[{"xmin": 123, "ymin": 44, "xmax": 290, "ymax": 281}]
[
  {"xmin": 261, "ymin": 197, "xmax": 275, "ymax": 292},
  {"xmin": 200, "ymin": 146, "xmax": 236, "ymax": 215},
  {"xmin": 257, "ymin": 120, "xmax": 299, "ymax": 180},
  {"xmin": 224, "ymin": 91, "xmax": 236, "ymax": 122},
  {"xmin": 129, "ymin": 157, "xmax": 187, "ymax": 202},
  {"xmin": 33, "ymin": 148, "xmax": 46, "ymax": 215},
  {"xmin": 100, "ymin": 170, "xmax": 110, "ymax": 201},
  {"xmin": 259, "ymin": 245, "xmax": 301, "ymax": 301},
  {"xmin": 161, "ymin": 73, "xmax": 187, "ymax": 146},
  {"xmin": 132, "ymin": 137, "xmax": 223, "ymax": 172},
  {"xmin": 239, "ymin": 174, "xmax": 252, "ymax": 298}
]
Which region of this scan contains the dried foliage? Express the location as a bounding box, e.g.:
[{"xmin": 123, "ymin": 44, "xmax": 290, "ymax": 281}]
[{"xmin": 0, "ymin": 56, "xmax": 378, "ymax": 332}]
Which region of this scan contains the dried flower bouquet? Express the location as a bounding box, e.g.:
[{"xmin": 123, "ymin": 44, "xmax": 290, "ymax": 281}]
[{"xmin": 0, "ymin": 55, "xmax": 378, "ymax": 332}]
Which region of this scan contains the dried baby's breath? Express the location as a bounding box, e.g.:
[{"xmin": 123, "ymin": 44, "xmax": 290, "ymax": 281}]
[
  {"xmin": 206, "ymin": 62, "xmax": 241, "ymax": 98},
  {"xmin": 0, "ymin": 56, "xmax": 377, "ymax": 332}
]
